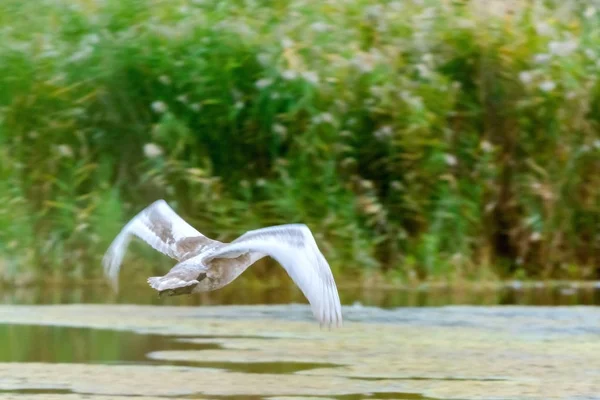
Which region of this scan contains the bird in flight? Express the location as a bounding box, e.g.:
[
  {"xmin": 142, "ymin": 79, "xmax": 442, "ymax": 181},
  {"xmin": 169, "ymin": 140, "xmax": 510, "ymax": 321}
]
[{"xmin": 102, "ymin": 200, "xmax": 342, "ymax": 327}]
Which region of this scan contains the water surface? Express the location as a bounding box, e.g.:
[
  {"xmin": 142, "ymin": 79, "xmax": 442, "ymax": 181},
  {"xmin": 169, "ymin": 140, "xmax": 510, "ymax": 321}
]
[
  {"xmin": 0, "ymin": 281, "xmax": 599, "ymax": 400},
  {"xmin": 2, "ymin": 280, "xmax": 599, "ymax": 308},
  {"xmin": 0, "ymin": 304, "xmax": 598, "ymax": 399}
]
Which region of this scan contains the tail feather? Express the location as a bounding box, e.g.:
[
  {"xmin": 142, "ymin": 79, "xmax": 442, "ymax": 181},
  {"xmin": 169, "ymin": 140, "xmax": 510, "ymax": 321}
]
[{"xmin": 147, "ymin": 276, "xmax": 200, "ymax": 295}]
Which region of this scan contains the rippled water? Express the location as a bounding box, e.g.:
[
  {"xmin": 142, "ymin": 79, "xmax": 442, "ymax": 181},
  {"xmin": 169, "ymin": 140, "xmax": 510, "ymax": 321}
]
[{"xmin": 0, "ymin": 283, "xmax": 599, "ymax": 399}]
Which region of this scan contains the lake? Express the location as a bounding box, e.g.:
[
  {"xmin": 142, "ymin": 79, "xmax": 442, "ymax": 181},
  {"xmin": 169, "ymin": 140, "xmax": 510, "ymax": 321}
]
[{"xmin": 0, "ymin": 282, "xmax": 599, "ymax": 399}]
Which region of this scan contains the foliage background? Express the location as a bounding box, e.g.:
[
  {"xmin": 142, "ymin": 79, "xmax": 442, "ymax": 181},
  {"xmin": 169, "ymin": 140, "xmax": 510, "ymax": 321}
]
[{"xmin": 0, "ymin": 0, "xmax": 598, "ymax": 284}]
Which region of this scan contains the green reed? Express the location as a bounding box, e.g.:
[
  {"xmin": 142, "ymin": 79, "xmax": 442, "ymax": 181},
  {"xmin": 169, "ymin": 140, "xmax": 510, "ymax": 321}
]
[{"xmin": 0, "ymin": 0, "xmax": 598, "ymax": 284}]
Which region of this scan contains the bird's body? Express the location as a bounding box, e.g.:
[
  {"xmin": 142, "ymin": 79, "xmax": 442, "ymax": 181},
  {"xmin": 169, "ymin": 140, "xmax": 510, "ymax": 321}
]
[{"xmin": 102, "ymin": 200, "xmax": 342, "ymax": 327}]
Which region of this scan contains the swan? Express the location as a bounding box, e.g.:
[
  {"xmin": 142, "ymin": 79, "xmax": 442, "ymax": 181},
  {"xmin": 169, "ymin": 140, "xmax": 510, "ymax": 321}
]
[{"xmin": 102, "ymin": 200, "xmax": 342, "ymax": 327}]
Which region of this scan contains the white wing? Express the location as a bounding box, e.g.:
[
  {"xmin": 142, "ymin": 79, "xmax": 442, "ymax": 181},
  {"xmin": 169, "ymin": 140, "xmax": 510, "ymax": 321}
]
[
  {"xmin": 102, "ymin": 199, "xmax": 218, "ymax": 291},
  {"xmin": 205, "ymin": 224, "xmax": 342, "ymax": 327}
]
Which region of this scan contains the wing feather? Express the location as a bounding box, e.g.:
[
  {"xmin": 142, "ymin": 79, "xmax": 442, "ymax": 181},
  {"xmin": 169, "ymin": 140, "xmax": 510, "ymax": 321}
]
[
  {"xmin": 102, "ymin": 200, "xmax": 218, "ymax": 291},
  {"xmin": 204, "ymin": 224, "xmax": 342, "ymax": 327}
]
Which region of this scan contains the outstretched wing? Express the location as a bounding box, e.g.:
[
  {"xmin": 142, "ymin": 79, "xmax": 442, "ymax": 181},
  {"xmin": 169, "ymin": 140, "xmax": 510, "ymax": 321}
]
[
  {"xmin": 102, "ymin": 199, "xmax": 219, "ymax": 291},
  {"xmin": 204, "ymin": 224, "xmax": 342, "ymax": 327}
]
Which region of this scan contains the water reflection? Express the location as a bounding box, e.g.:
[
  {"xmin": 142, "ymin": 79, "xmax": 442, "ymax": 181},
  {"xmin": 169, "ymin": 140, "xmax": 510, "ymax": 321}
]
[
  {"xmin": 1, "ymin": 281, "xmax": 599, "ymax": 307},
  {"xmin": 0, "ymin": 324, "xmax": 216, "ymax": 365},
  {"xmin": 0, "ymin": 324, "xmax": 338, "ymax": 374}
]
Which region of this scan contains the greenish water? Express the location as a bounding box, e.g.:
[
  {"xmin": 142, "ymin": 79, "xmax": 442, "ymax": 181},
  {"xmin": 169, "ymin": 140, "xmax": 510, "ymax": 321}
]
[
  {"xmin": 0, "ymin": 324, "xmax": 437, "ymax": 399},
  {"xmin": 0, "ymin": 303, "xmax": 599, "ymax": 399},
  {"xmin": 0, "ymin": 285, "xmax": 599, "ymax": 399},
  {"xmin": 0, "ymin": 324, "xmax": 338, "ymax": 373}
]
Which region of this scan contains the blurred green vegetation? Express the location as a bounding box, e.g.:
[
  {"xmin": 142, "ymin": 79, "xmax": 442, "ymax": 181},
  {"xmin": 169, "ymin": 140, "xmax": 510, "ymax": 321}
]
[{"xmin": 0, "ymin": 0, "xmax": 598, "ymax": 284}]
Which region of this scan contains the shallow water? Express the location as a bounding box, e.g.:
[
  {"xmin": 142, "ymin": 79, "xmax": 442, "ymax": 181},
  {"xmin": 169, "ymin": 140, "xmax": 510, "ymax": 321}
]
[
  {"xmin": 2, "ymin": 280, "xmax": 600, "ymax": 308},
  {"xmin": 0, "ymin": 324, "xmax": 338, "ymax": 374},
  {"xmin": 0, "ymin": 303, "xmax": 599, "ymax": 399},
  {"xmin": 1, "ymin": 281, "xmax": 599, "ymax": 399}
]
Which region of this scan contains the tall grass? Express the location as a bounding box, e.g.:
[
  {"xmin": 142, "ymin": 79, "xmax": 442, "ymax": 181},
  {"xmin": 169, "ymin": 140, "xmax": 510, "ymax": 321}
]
[{"xmin": 0, "ymin": 0, "xmax": 598, "ymax": 284}]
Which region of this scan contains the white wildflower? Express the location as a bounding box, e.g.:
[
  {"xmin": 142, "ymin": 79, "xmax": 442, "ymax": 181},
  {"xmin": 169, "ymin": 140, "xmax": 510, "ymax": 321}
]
[
  {"xmin": 351, "ymin": 52, "xmax": 375, "ymax": 73},
  {"xmin": 593, "ymin": 139, "xmax": 600, "ymax": 149},
  {"xmin": 580, "ymin": 144, "xmax": 590, "ymax": 153},
  {"xmin": 255, "ymin": 78, "xmax": 273, "ymax": 89},
  {"xmin": 530, "ymin": 232, "xmax": 542, "ymax": 242},
  {"xmin": 539, "ymin": 80, "xmax": 556, "ymax": 92},
  {"xmin": 416, "ymin": 63, "xmax": 431, "ymax": 79},
  {"xmin": 390, "ymin": 181, "xmax": 403, "ymax": 191},
  {"xmin": 417, "ymin": 6, "xmax": 435, "ymax": 20},
  {"xmin": 312, "ymin": 112, "xmax": 334, "ymax": 125},
  {"xmin": 143, "ymin": 143, "xmax": 163, "ymax": 158},
  {"xmin": 365, "ymin": 5, "xmax": 383, "ymax": 19},
  {"xmin": 422, "ymin": 53, "xmax": 434, "ymax": 64},
  {"xmin": 533, "ymin": 53, "xmax": 551, "ymax": 64},
  {"xmin": 234, "ymin": 101, "xmax": 244, "ymax": 110},
  {"xmin": 457, "ymin": 18, "xmax": 475, "ymax": 29},
  {"xmin": 301, "ymin": 71, "xmax": 319, "ymax": 85},
  {"xmin": 401, "ymin": 91, "xmax": 424, "ymax": 110},
  {"xmin": 585, "ymin": 6, "xmax": 596, "ymax": 18},
  {"xmin": 519, "ymin": 70, "xmax": 535, "ymax": 85},
  {"xmin": 516, "ymin": 257, "xmax": 524, "ymax": 266},
  {"xmin": 585, "ymin": 48, "xmax": 596, "ymax": 60},
  {"xmin": 373, "ymin": 125, "xmax": 393, "ymax": 141},
  {"xmin": 271, "ymin": 92, "xmax": 281, "ymax": 100},
  {"xmin": 159, "ymin": 75, "xmax": 171, "ymax": 85},
  {"xmin": 363, "ymin": 200, "xmax": 383, "ymax": 216},
  {"xmin": 257, "ymin": 52, "xmax": 271, "ymax": 66},
  {"xmin": 75, "ymin": 223, "xmax": 88, "ymax": 233},
  {"xmin": 151, "ymin": 101, "xmax": 168, "ymax": 113},
  {"xmin": 69, "ymin": 46, "xmax": 93, "ymax": 63},
  {"xmin": 281, "ymin": 37, "xmax": 294, "ymax": 49},
  {"xmin": 535, "ymin": 22, "xmax": 554, "ymax": 37},
  {"xmin": 84, "ymin": 34, "xmax": 99, "ymax": 45},
  {"xmin": 388, "ymin": 1, "xmax": 403, "ymax": 12},
  {"xmin": 340, "ymin": 157, "xmax": 355, "ymax": 168},
  {"xmin": 256, "ymin": 178, "xmax": 267, "ymax": 187},
  {"xmin": 360, "ymin": 179, "xmax": 374, "ymax": 190},
  {"xmin": 281, "ymin": 70, "xmax": 298, "ymax": 80},
  {"xmin": 272, "ymin": 123, "xmax": 287, "ymax": 138},
  {"xmin": 549, "ymin": 40, "xmax": 578, "ymax": 57},
  {"xmin": 190, "ymin": 103, "xmax": 202, "ymax": 112},
  {"xmin": 56, "ymin": 144, "xmax": 73, "ymax": 158},
  {"xmin": 176, "ymin": 94, "xmax": 188, "ymax": 104},
  {"xmin": 233, "ymin": 22, "xmax": 253, "ymax": 37},
  {"xmin": 310, "ymin": 22, "xmax": 329, "ymax": 32},
  {"xmin": 480, "ymin": 140, "xmax": 493, "ymax": 153},
  {"xmin": 445, "ymin": 154, "xmax": 457, "ymax": 166}
]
